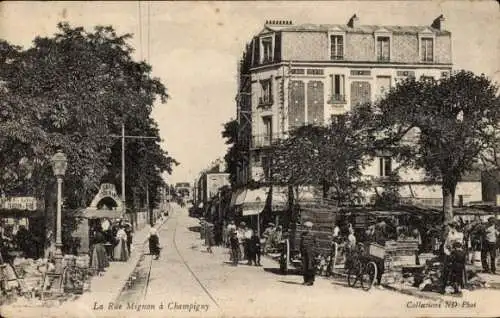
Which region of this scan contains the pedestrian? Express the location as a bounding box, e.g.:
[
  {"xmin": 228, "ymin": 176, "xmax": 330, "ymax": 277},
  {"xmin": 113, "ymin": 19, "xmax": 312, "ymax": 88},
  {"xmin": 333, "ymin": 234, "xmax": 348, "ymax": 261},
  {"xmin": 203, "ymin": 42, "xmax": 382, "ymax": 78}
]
[
  {"xmin": 300, "ymin": 221, "xmax": 317, "ymax": 286},
  {"xmin": 227, "ymin": 220, "xmax": 237, "ymax": 248},
  {"xmin": 206, "ymin": 223, "xmax": 215, "ymax": 254},
  {"xmin": 244, "ymin": 224, "xmax": 254, "ymax": 265},
  {"xmin": 481, "ymin": 217, "xmax": 498, "ymax": 274},
  {"xmin": 442, "ymin": 221, "xmax": 465, "ymax": 294},
  {"xmin": 237, "ymin": 222, "xmax": 246, "ymax": 261},
  {"xmin": 90, "ymin": 230, "xmax": 109, "ymax": 276},
  {"xmin": 248, "ymin": 231, "xmax": 262, "ymax": 266},
  {"xmin": 113, "ymin": 225, "xmax": 129, "ymax": 261},
  {"xmin": 229, "ymin": 230, "xmax": 239, "ymax": 266},
  {"xmin": 148, "ymin": 228, "xmax": 161, "ymax": 260},
  {"xmin": 124, "ymin": 223, "xmax": 133, "ymax": 255}
]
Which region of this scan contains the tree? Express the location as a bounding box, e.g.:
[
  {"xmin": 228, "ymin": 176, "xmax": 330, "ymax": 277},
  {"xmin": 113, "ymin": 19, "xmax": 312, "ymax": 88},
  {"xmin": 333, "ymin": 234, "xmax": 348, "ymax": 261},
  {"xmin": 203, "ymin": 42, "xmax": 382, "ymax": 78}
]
[
  {"xmin": 270, "ymin": 109, "xmax": 375, "ymax": 206},
  {"xmin": 373, "ymin": 71, "xmax": 500, "ymax": 222},
  {"xmin": 221, "ymin": 119, "xmax": 247, "ymax": 186},
  {"xmin": 0, "ymin": 23, "xmax": 177, "ymax": 247}
]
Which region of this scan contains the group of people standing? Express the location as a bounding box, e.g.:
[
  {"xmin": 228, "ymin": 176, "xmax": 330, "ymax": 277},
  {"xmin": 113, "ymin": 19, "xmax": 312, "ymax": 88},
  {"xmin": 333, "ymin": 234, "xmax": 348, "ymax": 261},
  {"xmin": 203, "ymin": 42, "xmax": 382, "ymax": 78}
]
[
  {"xmin": 225, "ymin": 221, "xmax": 262, "ymax": 266},
  {"xmin": 89, "ymin": 218, "xmax": 133, "ymax": 275}
]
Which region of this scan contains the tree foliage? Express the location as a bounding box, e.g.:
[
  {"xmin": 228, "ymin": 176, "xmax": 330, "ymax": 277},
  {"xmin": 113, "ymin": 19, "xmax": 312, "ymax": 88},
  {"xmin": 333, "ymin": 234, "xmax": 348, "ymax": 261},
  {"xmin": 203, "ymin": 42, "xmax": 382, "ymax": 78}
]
[
  {"xmin": 0, "ymin": 23, "xmax": 177, "ymax": 216},
  {"xmin": 372, "ymin": 71, "xmax": 500, "ymax": 221},
  {"xmin": 221, "ymin": 119, "xmax": 247, "ymax": 186},
  {"xmin": 270, "ymin": 109, "xmax": 375, "ymax": 206}
]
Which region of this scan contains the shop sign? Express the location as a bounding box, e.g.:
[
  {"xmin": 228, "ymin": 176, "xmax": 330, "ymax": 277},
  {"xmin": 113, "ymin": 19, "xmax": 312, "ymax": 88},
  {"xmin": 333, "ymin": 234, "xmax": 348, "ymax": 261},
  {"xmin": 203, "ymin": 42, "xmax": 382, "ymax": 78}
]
[
  {"xmin": 89, "ymin": 183, "xmax": 123, "ymax": 209},
  {"xmin": 0, "ymin": 196, "xmax": 44, "ymax": 211}
]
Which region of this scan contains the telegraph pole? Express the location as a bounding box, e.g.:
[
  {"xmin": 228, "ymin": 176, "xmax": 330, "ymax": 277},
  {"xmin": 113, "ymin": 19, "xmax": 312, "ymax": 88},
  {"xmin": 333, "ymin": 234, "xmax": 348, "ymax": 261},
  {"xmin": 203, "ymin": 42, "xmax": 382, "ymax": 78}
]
[
  {"xmin": 122, "ymin": 123, "xmax": 126, "ymax": 208},
  {"xmin": 110, "ymin": 125, "xmax": 158, "ymax": 224}
]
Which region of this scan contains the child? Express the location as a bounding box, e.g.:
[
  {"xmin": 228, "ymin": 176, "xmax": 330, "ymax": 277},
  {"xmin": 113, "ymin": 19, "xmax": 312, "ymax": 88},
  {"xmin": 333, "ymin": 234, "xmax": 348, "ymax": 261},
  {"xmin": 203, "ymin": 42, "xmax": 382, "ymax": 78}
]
[{"xmin": 229, "ymin": 230, "xmax": 239, "ymax": 266}]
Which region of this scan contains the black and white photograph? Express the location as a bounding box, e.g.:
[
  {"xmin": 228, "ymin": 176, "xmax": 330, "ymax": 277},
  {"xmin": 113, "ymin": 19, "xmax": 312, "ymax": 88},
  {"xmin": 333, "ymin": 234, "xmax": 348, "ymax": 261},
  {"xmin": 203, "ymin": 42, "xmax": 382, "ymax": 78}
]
[{"xmin": 0, "ymin": 1, "xmax": 499, "ymax": 317}]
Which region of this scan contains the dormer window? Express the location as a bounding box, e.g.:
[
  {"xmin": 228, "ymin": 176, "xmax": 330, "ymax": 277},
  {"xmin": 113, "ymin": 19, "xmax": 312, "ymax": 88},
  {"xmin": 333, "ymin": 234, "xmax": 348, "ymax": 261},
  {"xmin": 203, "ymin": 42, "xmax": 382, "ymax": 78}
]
[
  {"xmin": 376, "ymin": 36, "xmax": 391, "ymax": 61},
  {"xmin": 330, "ymin": 35, "xmax": 344, "ymax": 60},
  {"xmin": 421, "ymin": 37, "xmax": 434, "ymax": 62},
  {"xmin": 261, "ymin": 36, "xmax": 274, "ymax": 63}
]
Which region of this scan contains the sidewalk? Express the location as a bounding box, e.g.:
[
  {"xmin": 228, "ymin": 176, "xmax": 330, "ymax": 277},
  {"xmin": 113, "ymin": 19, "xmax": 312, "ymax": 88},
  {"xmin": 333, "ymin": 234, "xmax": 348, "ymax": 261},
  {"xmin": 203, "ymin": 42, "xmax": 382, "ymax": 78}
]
[
  {"xmin": 0, "ymin": 210, "xmax": 170, "ymax": 318},
  {"xmin": 76, "ymin": 215, "xmax": 169, "ymax": 307}
]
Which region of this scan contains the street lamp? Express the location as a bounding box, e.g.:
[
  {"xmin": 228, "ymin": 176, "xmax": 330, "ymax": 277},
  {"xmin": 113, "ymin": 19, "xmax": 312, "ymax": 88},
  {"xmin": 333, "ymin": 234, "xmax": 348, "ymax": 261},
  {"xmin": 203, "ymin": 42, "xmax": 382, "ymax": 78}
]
[{"xmin": 51, "ymin": 150, "xmax": 67, "ymax": 279}]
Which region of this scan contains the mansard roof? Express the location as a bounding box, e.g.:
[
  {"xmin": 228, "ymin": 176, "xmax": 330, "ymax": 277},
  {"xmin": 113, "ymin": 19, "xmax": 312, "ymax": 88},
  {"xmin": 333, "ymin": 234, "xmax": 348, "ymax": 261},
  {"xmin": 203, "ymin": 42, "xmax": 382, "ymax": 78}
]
[{"xmin": 260, "ymin": 23, "xmax": 450, "ymax": 36}]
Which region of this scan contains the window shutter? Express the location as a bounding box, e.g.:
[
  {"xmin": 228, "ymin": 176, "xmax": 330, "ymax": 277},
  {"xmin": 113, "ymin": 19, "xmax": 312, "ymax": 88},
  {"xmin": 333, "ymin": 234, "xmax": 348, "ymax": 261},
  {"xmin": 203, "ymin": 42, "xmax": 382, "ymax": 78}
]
[
  {"xmin": 350, "ymin": 81, "xmax": 371, "ymax": 109},
  {"xmin": 253, "ymin": 37, "xmax": 260, "ymax": 66},
  {"xmin": 307, "ymin": 81, "xmax": 324, "ymax": 125},
  {"xmin": 288, "ymin": 81, "xmax": 305, "ymax": 129},
  {"xmin": 274, "ymin": 32, "xmax": 281, "ymax": 62}
]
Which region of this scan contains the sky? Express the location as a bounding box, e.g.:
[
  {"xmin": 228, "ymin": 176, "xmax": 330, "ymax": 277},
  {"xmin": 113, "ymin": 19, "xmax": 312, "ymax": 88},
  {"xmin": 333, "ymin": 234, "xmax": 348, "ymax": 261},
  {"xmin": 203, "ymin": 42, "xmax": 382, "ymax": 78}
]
[{"xmin": 0, "ymin": 1, "xmax": 498, "ymax": 185}]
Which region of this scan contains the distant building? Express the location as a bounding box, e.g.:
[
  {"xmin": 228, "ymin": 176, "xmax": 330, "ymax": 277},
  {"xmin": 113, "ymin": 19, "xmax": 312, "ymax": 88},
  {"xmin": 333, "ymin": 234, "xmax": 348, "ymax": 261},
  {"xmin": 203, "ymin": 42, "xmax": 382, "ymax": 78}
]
[{"xmin": 234, "ymin": 15, "xmax": 482, "ymax": 206}]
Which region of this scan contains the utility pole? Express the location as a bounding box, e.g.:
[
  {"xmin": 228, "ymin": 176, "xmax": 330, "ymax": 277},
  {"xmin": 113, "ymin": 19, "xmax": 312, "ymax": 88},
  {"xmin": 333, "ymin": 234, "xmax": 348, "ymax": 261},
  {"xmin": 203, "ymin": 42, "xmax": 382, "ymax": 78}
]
[
  {"xmin": 122, "ymin": 123, "xmax": 126, "ymax": 209},
  {"xmin": 110, "ymin": 125, "xmax": 158, "ymax": 225}
]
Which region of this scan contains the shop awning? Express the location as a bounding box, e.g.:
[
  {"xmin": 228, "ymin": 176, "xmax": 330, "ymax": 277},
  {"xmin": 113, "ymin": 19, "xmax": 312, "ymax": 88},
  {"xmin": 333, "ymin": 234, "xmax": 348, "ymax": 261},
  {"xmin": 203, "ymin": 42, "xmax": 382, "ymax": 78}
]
[
  {"xmin": 230, "ymin": 189, "xmax": 246, "ymax": 208},
  {"xmin": 240, "ymin": 187, "xmax": 268, "ymax": 216},
  {"xmin": 81, "ymin": 208, "xmax": 124, "ymax": 219}
]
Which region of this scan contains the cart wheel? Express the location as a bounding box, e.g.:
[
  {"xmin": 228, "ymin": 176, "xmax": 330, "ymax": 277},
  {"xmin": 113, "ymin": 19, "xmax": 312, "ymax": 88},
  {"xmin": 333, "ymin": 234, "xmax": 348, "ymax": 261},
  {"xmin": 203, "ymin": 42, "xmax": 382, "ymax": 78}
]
[
  {"xmin": 347, "ymin": 262, "xmax": 361, "ymax": 287},
  {"xmin": 361, "ymin": 261, "xmax": 378, "ymax": 291}
]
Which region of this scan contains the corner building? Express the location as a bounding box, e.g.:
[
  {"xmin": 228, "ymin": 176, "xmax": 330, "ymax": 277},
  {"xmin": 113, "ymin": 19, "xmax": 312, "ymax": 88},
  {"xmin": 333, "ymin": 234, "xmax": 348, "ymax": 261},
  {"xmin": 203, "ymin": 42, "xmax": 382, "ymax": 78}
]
[{"xmin": 236, "ymin": 15, "xmax": 481, "ymax": 205}]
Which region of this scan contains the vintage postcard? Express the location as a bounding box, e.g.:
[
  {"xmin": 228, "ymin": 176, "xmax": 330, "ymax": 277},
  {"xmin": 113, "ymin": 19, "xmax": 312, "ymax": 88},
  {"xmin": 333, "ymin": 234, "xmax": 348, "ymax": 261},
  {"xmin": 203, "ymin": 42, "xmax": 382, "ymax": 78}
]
[{"xmin": 0, "ymin": 1, "xmax": 499, "ymax": 317}]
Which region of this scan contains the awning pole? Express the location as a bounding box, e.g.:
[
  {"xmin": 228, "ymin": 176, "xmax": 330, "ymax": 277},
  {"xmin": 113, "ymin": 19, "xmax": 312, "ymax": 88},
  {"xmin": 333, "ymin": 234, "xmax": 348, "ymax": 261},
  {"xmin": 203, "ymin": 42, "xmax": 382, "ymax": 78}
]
[{"xmin": 257, "ymin": 213, "xmax": 260, "ymax": 237}]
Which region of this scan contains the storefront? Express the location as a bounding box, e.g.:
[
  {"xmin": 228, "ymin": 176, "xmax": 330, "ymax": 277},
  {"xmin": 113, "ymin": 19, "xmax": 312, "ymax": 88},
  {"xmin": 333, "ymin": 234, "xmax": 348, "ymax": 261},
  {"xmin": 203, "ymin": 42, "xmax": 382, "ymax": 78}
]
[{"xmin": 0, "ymin": 197, "xmax": 45, "ymax": 260}]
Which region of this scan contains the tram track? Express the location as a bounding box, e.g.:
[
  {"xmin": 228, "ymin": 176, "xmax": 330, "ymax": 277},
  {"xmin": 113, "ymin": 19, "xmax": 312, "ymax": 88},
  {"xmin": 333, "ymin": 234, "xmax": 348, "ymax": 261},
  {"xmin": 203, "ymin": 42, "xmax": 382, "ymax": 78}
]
[{"xmin": 114, "ymin": 209, "xmax": 220, "ymax": 310}]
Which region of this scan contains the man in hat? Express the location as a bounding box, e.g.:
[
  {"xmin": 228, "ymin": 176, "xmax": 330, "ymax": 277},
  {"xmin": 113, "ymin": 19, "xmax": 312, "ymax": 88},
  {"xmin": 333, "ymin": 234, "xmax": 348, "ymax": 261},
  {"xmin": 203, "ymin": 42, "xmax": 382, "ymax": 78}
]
[
  {"xmin": 300, "ymin": 221, "xmax": 317, "ymax": 286},
  {"xmin": 481, "ymin": 217, "xmax": 498, "ymax": 274}
]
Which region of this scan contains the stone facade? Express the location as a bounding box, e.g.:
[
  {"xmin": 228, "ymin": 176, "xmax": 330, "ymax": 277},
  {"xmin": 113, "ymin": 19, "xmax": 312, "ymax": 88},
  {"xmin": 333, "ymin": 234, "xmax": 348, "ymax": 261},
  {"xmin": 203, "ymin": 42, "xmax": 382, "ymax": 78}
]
[{"xmin": 238, "ymin": 17, "xmax": 481, "ymax": 204}]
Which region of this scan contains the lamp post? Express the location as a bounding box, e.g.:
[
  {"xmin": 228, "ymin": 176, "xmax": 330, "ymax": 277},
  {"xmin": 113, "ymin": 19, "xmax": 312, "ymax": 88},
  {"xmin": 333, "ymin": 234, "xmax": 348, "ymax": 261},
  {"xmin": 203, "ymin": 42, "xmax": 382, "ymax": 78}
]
[{"xmin": 51, "ymin": 150, "xmax": 67, "ymax": 278}]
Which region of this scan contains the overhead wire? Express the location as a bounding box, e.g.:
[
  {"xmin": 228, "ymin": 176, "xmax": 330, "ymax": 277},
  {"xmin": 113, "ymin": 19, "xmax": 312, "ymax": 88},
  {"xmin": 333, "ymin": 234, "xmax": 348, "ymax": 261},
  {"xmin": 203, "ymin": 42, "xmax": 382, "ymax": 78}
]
[{"xmin": 138, "ymin": 1, "xmax": 143, "ymax": 61}]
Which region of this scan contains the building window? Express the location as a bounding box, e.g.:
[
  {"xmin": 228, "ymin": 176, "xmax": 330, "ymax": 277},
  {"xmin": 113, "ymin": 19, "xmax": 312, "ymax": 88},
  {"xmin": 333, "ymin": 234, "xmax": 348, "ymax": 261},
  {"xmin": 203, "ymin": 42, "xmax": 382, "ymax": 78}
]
[
  {"xmin": 307, "ymin": 81, "xmax": 324, "ymax": 125},
  {"xmin": 262, "ymin": 155, "xmax": 271, "ymax": 180},
  {"xmin": 329, "ymin": 74, "xmax": 345, "ymax": 103},
  {"xmin": 379, "ymin": 157, "xmax": 392, "ymax": 177},
  {"xmin": 421, "ymin": 37, "xmax": 433, "ymax": 62},
  {"xmin": 376, "ymin": 36, "xmax": 390, "ymax": 61},
  {"xmin": 261, "ymin": 36, "xmax": 274, "ymax": 63},
  {"xmin": 350, "ymin": 81, "xmax": 371, "ymax": 109},
  {"xmin": 375, "ymin": 76, "xmax": 391, "ymax": 99},
  {"xmin": 259, "ymin": 80, "xmax": 273, "ymax": 106},
  {"xmin": 262, "ymin": 116, "xmax": 273, "ymax": 146},
  {"xmin": 330, "ymin": 35, "xmax": 344, "ymax": 60}
]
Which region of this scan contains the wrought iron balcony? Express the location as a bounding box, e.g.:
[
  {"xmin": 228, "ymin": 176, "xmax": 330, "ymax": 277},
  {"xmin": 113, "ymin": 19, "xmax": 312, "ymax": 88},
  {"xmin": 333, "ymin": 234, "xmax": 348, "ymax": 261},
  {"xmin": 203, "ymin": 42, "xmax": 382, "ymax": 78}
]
[
  {"xmin": 251, "ymin": 132, "xmax": 288, "ymax": 149},
  {"xmin": 258, "ymin": 97, "xmax": 274, "ymax": 107}
]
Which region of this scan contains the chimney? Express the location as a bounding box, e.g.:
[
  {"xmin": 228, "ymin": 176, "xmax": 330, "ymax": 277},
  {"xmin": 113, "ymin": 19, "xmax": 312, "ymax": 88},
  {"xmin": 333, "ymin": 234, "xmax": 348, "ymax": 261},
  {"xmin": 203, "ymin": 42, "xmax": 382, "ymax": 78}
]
[
  {"xmin": 265, "ymin": 20, "xmax": 293, "ymax": 26},
  {"xmin": 347, "ymin": 14, "xmax": 359, "ymax": 28},
  {"xmin": 431, "ymin": 14, "xmax": 445, "ymax": 31}
]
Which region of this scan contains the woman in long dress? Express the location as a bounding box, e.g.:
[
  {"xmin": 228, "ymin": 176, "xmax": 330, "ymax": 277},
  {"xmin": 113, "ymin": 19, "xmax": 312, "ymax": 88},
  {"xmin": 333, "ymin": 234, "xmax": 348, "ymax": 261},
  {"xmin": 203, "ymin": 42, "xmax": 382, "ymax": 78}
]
[
  {"xmin": 148, "ymin": 228, "xmax": 161, "ymax": 260},
  {"xmin": 90, "ymin": 231, "xmax": 109, "ymax": 275},
  {"xmin": 113, "ymin": 226, "xmax": 129, "ymax": 261}
]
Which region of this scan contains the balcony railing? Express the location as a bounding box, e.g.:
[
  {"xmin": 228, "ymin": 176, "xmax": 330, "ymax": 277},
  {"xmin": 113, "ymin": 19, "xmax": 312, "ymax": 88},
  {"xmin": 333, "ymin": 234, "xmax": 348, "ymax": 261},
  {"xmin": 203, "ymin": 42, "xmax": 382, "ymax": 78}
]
[
  {"xmin": 251, "ymin": 132, "xmax": 289, "ymax": 149},
  {"xmin": 327, "ymin": 94, "xmax": 346, "ymax": 104},
  {"xmin": 377, "ymin": 56, "xmax": 390, "ymax": 62},
  {"xmin": 258, "ymin": 97, "xmax": 274, "ymax": 107}
]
